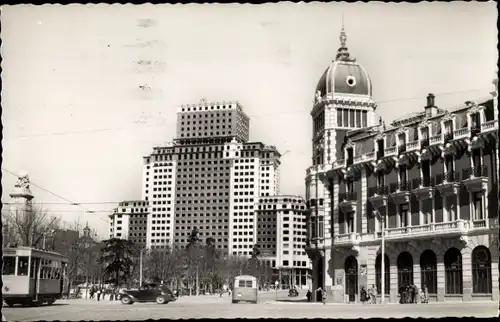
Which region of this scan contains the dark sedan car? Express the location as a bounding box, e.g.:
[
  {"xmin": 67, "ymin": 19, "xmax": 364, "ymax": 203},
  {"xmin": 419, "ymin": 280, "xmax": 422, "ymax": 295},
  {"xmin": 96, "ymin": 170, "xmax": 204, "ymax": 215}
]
[{"xmin": 120, "ymin": 283, "xmax": 177, "ymax": 305}]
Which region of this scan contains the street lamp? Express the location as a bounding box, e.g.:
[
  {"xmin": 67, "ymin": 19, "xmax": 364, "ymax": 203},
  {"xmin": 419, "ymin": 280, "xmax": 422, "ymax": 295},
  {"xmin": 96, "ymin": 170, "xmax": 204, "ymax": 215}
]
[{"xmin": 376, "ymin": 210, "xmax": 386, "ymax": 304}]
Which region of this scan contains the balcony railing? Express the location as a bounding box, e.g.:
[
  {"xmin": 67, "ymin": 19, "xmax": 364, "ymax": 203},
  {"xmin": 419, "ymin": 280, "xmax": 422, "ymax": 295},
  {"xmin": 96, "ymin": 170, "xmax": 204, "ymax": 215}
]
[
  {"xmin": 368, "ymin": 185, "xmax": 389, "ymax": 197},
  {"xmin": 435, "ymin": 171, "xmax": 460, "ymax": 185},
  {"xmin": 481, "ymin": 119, "xmax": 498, "ymax": 131},
  {"xmin": 334, "ymin": 159, "xmax": 345, "ymax": 168},
  {"xmin": 384, "ymin": 146, "xmax": 397, "ymax": 155},
  {"xmin": 444, "ymin": 132, "xmax": 454, "ymax": 143},
  {"xmin": 353, "ymin": 155, "xmax": 364, "ymax": 163},
  {"xmin": 339, "ymin": 191, "xmax": 357, "ymax": 201},
  {"xmin": 462, "ymin": 165, "xmax": 488, "ymax": 180},
  {"xmin": 412, "ymin": 176, "xmax": 433, "ymax": 188},
  {"xmin": 429, "ymin": 135, "xmax": 442, "ymax": 145},
  {"xmin": 407, "ymin": 140, "xmax": 419, "ymax": 150},
  {"xmin": 389, "ymin": 181, "xmax": 411, "ymax": 193},
  {"xmin": 472, "ymin": 220, "xmax": 486, "ymax": 228},
  {"xmin": 453, "ymin": 127, "xmax": 470, "ymax": 139}
]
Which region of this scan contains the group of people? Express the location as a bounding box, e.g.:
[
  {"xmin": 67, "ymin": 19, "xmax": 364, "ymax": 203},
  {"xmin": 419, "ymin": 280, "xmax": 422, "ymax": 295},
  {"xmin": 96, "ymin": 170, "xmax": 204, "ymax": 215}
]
[
  {"xmin": 399, "ymin": 284, "xmax": 430, "ymax": 304},
  {"xmin": 360, "ymin": 285, "xmax": 378, "ymax": 304}
]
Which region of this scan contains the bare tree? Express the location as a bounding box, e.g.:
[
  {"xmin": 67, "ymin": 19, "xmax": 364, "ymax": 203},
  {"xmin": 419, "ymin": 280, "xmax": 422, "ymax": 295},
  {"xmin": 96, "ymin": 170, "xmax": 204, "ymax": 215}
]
[{"xmin": 3, "ymin": 204, "xmax": 60, "ymax": 247}]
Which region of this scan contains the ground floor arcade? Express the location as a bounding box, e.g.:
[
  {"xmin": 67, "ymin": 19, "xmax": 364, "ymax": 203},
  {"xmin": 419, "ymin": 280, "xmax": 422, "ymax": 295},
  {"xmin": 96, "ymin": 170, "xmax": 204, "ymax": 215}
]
[{"xmin": 308, "ymin": 233, "xmax": 499, "ymax": 303}]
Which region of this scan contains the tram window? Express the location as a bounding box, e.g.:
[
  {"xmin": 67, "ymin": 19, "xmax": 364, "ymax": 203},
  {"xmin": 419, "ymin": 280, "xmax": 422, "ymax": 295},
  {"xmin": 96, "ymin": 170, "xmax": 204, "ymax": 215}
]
[
  {"xmin": 30, "ymin": 258, "xmax": 39, "ymax": 278},
  {"xmin": 2, "ymin": 257, "xmax": 16, "ymax": 275},
  {"xmin": 17, "ymin": 257, "xmax": 29, "ymax": 276}
]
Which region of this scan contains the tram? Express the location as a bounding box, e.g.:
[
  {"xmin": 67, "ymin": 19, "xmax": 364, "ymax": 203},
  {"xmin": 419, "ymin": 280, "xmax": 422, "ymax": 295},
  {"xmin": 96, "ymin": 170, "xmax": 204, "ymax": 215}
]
[{"xmin": 2, "ymin": 246, "xmax": 69, "ymax": 307}]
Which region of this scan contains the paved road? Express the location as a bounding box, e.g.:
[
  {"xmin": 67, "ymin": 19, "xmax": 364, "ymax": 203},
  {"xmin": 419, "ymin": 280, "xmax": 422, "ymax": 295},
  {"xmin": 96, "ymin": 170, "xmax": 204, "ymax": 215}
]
[{"xmin": 3, "ymin": 292, "xmax": 498, "ymax": 321}]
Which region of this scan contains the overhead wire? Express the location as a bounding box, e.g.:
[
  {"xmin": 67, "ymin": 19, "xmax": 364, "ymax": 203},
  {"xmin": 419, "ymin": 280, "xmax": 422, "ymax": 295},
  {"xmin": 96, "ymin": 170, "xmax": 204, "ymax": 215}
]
[
  {"xmin": 2, "ymin": 86, "xmax": 492, "ymax": 140},
  {"xmin": 1, "ymin": 167, "xmax": 110, "ymax": 224}
]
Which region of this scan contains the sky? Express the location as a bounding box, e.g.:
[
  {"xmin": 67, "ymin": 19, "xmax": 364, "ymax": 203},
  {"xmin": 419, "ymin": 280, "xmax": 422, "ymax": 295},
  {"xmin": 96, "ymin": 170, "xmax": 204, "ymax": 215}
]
[{"xmin": 1, "ymin": 2, "xmax": 497, "ymax": 238}]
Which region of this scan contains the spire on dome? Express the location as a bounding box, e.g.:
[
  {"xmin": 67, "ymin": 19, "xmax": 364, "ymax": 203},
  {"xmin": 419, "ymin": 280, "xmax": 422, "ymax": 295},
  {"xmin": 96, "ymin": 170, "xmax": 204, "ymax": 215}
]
[{"xmin": 335, "ymin": 14, "xmax": 355, "ymax": 62}]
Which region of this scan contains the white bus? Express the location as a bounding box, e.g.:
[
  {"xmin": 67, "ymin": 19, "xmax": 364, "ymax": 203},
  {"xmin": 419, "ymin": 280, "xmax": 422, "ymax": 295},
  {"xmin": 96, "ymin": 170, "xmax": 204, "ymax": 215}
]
[{"xmin": 2, "ymin": 246, "xmax": 69, "ymax": 307}]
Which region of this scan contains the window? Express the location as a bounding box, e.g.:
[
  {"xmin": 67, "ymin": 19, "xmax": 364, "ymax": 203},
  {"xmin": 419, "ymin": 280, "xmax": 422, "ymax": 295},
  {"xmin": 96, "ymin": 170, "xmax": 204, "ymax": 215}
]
[
  {"xmin": 472, "ymin": 246, "xmax": 492, "ymax": 294},
  {"xmin": 444, "ymin": 248, "xmax": 463, "ymax": 294},
  {"xmin": 473, "ymin": 192, "xmax": 484, "ymax": 220},
  {"xmin": 399, "ymin": 165, "xmax": 407, "ymax": 185},
  {"xmin": 17, "ymin": 256, "xmax": 29, "ymax": 276},
  {"xmin": 445, "ymin": 156, "xmax": 454, "ymax": 174},
  {"xmin": 377, "ymin": 171, "xmax": 384, "ymax": 187},
  {"xmin": 346, "ymin": 212, "xmax": 354, "ymax": 233},
  {"xmin": 421, "ymin": 160, "xmax": 431, "ymax": 186},
  {"xmin": 349, "ymin": 110, "xmax": 355, "ymax": 127},
  {"xmin": 446, "ymin": 195, "xmax": 457, "ymax": 221},
  {"xmin": 362, "ymin": 111, "xmax": 367, "ymax": 128},
  {"xmin": 422, "ymin": 199, "xmax": 432, "ymax": 225},
  {"xmin": 399, "ymin": 204, "xmax": 409, "ymax": 227},
  {"xmin": 2, "ymin": 256, "xmax": 16, "ymax": 275},
  {"xmin": 472, "ymin": 149, "xmax": 481, "ymax": 168},
  {"xmin": 355, "ymin": 110, "xmax": 361, "ymax": 128},
  {"xmin": 397, "ymin": 252, "xmax": 414, "ymax": 290},
  {"xmin": 343, "ymin": 110, "xmax": 348, "ymax": 127},
  {"xmin": 375, "ymin": 254, "xmax": 390, "ymax": 295},
  {"xmin": 337, "ymin": 109, "xmax": 343, "ymax": 127},
  {"xmin": 317, "ymin": 216, "xmax": 324, "ymax": 238},
  {"xmin": 420, "ymin": 250, "xmax": 437, "ymax": 294}
]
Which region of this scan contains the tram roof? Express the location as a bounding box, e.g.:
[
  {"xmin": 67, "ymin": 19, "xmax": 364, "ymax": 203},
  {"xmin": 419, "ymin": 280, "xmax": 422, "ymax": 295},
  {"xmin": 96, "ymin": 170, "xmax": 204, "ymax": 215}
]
[{"xmin": 2, "ymin": 246, "xmax": 69, "ymax": 262}]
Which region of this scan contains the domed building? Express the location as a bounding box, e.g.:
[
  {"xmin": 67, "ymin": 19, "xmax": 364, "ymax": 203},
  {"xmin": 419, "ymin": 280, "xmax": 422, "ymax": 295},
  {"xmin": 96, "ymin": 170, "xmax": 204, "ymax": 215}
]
[{"xmin": 305, "ymin": 25, "xmax": 499, "ymax": 304}]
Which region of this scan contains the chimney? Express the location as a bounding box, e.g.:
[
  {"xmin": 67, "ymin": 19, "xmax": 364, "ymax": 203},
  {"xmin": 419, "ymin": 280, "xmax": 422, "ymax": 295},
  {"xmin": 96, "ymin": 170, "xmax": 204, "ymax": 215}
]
[{"xmin": 425, "ymin": 93, "xmax": 438, "ymax": 117}]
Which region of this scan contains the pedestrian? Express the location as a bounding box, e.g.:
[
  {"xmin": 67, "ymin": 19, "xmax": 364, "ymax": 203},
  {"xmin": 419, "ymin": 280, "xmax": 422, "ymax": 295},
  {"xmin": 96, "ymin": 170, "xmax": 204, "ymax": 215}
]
[
  {"xmin": 398, "ymin": 284, "xmax": 405, "ymax": 304},
  {"xmin": 306, "ymin": 289, "xmax": 312, "ymax": 302},
  {"xmin": 370, "ymin": 284, "xmax": 377, "ymax": 304},
  {"xmin": 360, "ymin": 287, "xmax": 367, "ymax": 304},
  {"xmin": 421, "ymin": 285, "xmax": 429, "ymax": 304},
  {"xmin": 96, "ymin": 288, "xmax": 101, "ymax": 302}
]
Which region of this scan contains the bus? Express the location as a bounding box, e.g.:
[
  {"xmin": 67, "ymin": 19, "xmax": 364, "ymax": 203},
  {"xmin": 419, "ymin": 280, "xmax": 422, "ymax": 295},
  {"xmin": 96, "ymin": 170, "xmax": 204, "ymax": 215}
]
[
  {"xmin": 2, "ymin": 246, "xmax": 69, "ymax": 307},
  {"xmin": 232, "ymin": 275, "xmax": 258, "ymax": 304}
]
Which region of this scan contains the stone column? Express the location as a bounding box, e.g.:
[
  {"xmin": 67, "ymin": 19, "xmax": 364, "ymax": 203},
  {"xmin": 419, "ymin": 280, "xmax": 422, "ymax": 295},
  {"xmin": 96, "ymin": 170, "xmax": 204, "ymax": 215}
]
[
  {"xmin": 436, "ymin": 261, "xmax": 445, "ymax": 302},
  {"xmin": 491, "ymin": 260, "xmax": 499, "ymax": 302},
  {"xmin": 390, "ymin": 263, "xmax": 398, "ymax": 303},
  {"xmin": 413, "ymin": 261, "xmax": 421, "ymax": 296},
  {"xmin": 461, "ymin": 248, "xmax": 472, "ymax": 302}
]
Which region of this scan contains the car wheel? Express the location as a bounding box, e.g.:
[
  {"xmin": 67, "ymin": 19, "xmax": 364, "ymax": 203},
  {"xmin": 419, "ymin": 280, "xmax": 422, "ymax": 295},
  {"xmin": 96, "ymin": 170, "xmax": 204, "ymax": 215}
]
[
  {"xmin": 121, "ymin": 296, "xmax": 133, "ymax": 305},
  {"xmin": 47, "ymin": 299, "xmax": 55, "ymax": 305},
  {"xmin": 156, "ymin": 296, "xmax": 166, "ymax": 304},
  {"xmin": 4, "ymin": 300, "xmax": 15, "ymax": 307},
  {"xmin": 232, "ymin": 300, "xmax": 238, "ymax": 304}
]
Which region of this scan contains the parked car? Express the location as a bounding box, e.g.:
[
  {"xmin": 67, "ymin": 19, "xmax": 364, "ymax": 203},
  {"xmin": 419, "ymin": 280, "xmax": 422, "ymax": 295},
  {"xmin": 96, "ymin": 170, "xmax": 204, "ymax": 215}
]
[{"xmin": 120, "ymin": 283, "xmax": 177, "ymax": 305}]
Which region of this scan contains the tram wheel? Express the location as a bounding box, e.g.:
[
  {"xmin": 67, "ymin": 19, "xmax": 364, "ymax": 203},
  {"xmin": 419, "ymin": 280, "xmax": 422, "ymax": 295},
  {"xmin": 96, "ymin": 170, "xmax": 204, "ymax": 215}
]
[{"xmin": 47, "ymin": 299, "xmax": 55, "ymax": 305}]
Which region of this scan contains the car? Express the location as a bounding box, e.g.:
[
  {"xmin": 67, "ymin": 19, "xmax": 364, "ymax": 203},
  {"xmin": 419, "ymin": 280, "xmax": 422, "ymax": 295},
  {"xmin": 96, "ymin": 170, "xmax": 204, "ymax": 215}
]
[{"xmin": 120, "ymin": 283, "xmax": 177, "ymax": 305}]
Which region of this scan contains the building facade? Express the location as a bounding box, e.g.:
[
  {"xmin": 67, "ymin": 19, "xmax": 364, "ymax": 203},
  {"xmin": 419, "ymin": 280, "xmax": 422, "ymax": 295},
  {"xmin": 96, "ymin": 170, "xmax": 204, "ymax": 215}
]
[
  {"xmin": 256, "ymin": 195, "xmax": 312, "ymax": 288},
  {"xmin": 108, "ymin": 200, "xmax": 149, "ymax": 249},
  {"xmin": 305, "ymin": 26, "xmax": 499, "ymax": 303},
  {"xmin": 137, "ymin": 100, "xmax": 281, "ymax": 255}
]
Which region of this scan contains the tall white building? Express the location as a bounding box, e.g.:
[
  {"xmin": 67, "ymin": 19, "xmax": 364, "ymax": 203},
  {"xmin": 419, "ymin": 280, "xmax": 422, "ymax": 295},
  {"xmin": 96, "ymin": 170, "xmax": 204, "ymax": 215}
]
[
  {"xmin": 256, "ymin": 195, "xmax": 312, "ymax": 288},
  {"xmin": 108, "ymin": 200, "xmax": 149, "ymax": 248}
]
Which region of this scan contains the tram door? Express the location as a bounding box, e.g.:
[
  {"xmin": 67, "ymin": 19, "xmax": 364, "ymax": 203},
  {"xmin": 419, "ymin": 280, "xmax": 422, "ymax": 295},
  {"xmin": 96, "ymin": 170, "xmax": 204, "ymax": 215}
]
[
  {"xmin": 30, "ymin": 257, "xmax": 41, "ymax": 300},
  {"xmin": 345, "ymin": 256, "xmax": 358, "ymax": 303}
]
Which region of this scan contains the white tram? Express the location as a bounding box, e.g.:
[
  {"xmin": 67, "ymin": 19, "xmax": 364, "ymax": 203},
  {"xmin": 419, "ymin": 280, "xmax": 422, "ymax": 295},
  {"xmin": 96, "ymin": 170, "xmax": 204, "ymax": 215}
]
[{"xmin": 2, "ymin": 246, "xmax": 69, "ymax": 306}]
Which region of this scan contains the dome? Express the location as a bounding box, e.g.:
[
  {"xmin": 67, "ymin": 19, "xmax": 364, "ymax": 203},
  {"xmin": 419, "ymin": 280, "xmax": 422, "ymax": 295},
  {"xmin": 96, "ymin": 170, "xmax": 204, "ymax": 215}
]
[{"xmin": 314, "ymin": 27, "xmax": 372, "ymax": 99}]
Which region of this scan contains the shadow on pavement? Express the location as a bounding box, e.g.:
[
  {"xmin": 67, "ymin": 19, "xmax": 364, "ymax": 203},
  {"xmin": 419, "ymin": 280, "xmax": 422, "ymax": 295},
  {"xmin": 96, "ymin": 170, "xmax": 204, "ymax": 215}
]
[{"xmin": 3, "ymin": 303, "xmax": 69, "ymax": 308}]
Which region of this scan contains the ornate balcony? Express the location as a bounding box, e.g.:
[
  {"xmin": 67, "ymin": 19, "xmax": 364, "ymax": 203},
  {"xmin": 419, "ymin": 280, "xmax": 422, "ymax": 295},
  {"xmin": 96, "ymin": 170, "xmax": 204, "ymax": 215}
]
[
  {"xmin": 368, "ymin": 185, "xmax": 389, "ymax": 210},
  {"xmin": 480, "ymin": 119, "xmax": 498, "ymax": 134},
  {"xmin": 389, "ymin": 181, "xmax": 412, "ymax": 204},
  {"xmin": 453, "ymin": 127, "xmax": 470, "ymax": 140},
  {"xmin": 334, "ymin": 232, "xmax": 361, "ymax": 253},
  {"xmin": 384, "ymin": 146, "xmax": 397, "ymax": 157},
  {"xmin": 376, "ymin": 219, "xmax": 470, "ymax": 241},
  {"xmin": 338, "ymin": 192, "xmax": 357, "ymax": 213},
  {"xmin": 407, "ymin": 140, "xmax": 419, "ymax": 151},
  {"xmin": 435, "ymin": 171, "xmax": 460, "ymax": 196},
  {"xmin": 429, "ymin": 134, "xmax": 443, "ymax": 146},
  {"xmin": 462, "ymin": 166, "xmax": 488, "ymax": 193},
  {"xmin": 352, "ymin": 152, "xmax": 376, "ymax": 171},
  {"xmin": 411, "ymin": 177, "xmax": 435, "ymax": 200}
]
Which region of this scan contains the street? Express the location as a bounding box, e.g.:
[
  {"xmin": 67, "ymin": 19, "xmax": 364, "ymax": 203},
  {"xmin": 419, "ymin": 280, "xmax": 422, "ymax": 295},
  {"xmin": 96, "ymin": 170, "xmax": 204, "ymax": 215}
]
[{"xmin": 3, "ymin": 291, "xmax": 498, "ymax": 321}]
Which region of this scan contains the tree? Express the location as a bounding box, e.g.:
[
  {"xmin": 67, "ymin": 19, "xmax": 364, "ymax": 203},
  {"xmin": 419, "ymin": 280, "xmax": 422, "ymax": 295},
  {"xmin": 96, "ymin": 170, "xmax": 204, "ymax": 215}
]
[
  {"xmin": 3, "ymin": 205, "xmax": 61, "ymax": 247},
  {"xmin": 98, "ymin": 238, "xmax": 137, "ymax": 286},
  {"xmin": 143, "ymin": 247, "xmax": 179, "ymax": 285}
]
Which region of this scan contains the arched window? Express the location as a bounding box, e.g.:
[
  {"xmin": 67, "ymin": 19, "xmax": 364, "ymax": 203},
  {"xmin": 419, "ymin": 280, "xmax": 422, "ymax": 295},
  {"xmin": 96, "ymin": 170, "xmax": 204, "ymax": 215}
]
[
  {"xmin": 420, "ymin": 250, "xmax": 437, "ymax": 294},
  {"xmin": 397, "ymin": 252, "xmax": 414, "ymax": 289},
  {"xmin": 375, "ymin": 254, "xmax": 390, "ymax": 295},
  {"xmin": 472, "ymin": 246, "xmax": 492, "ymax": 294},
  {"xmin": 344, "ymin": 256, "xmax": 358, "ymax": 303},
  {"xmin": 444, "ymin": 248, "xmax": 463, "ymax": 294}
]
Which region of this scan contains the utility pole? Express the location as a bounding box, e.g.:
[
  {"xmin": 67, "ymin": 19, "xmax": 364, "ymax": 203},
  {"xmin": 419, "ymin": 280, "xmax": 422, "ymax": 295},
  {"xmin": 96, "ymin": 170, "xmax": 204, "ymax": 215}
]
[
  {"xmin": 139, "ymin": 249, "xmax": 143, "ymax": 287},
  {"xmin": 379, "ymin": 211, "xmax": 386, "ymax": 304}
]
